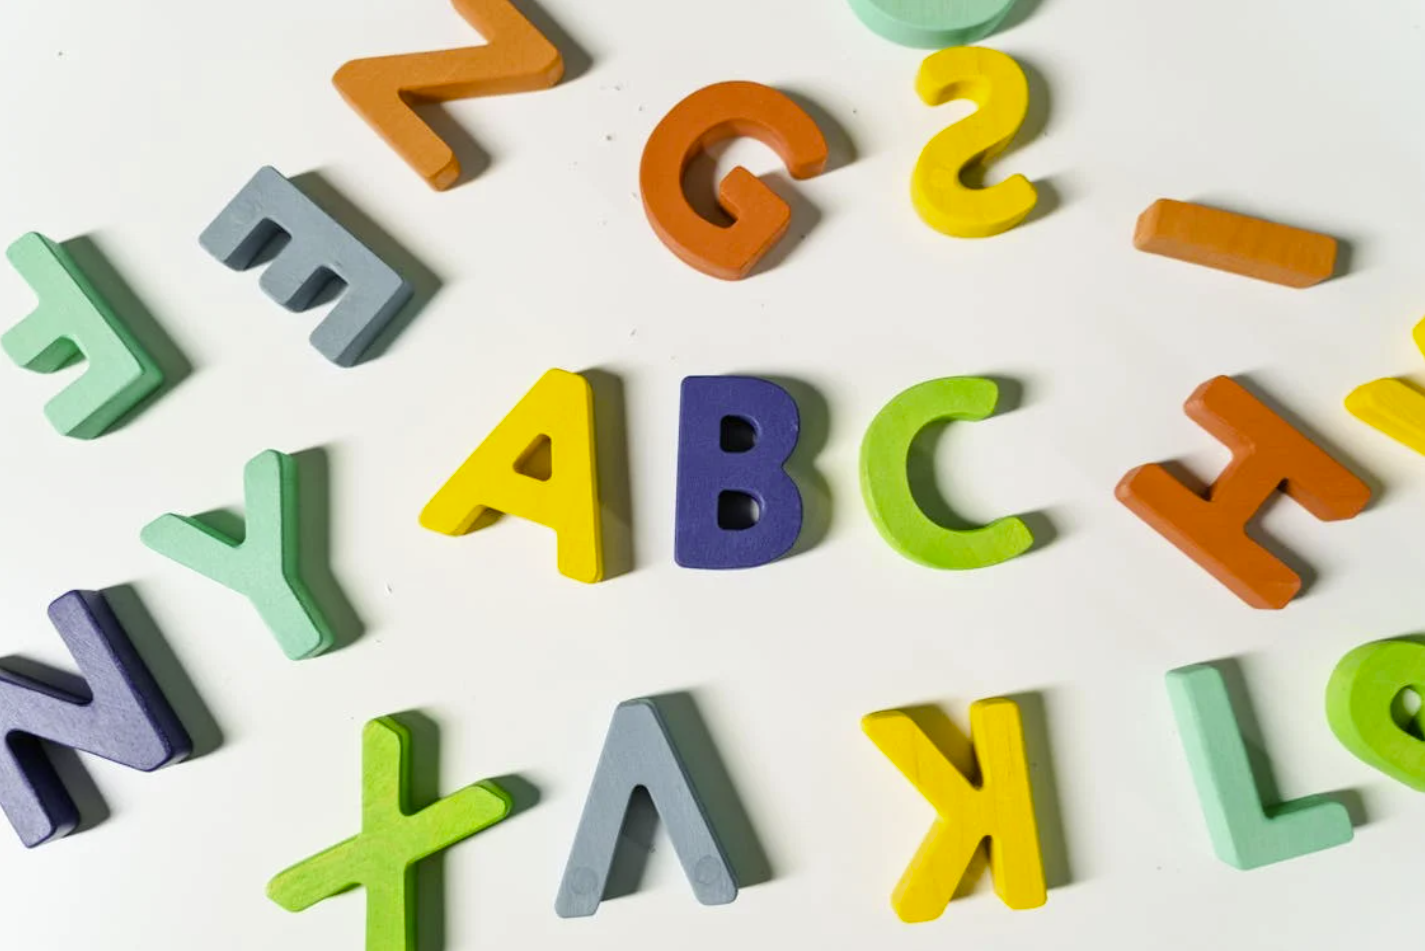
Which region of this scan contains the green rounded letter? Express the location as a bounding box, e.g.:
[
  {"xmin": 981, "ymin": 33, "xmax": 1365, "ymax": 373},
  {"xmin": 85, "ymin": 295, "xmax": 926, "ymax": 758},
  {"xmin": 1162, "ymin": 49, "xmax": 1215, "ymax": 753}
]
[
  {"xmin": 1326, "ymin": 639, "xmax": 1425, "ymax": 791},
  {"xmin": 860, "ymin": 377, "xmax": 1033, "ymax": 570}
]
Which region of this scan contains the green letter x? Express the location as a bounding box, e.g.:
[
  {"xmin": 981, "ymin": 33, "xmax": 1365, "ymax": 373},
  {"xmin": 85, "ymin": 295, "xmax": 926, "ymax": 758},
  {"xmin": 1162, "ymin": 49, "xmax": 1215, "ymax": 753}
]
[{"xmin": 267, "ymin": 716, "xmax": 511, "ymax": 951}]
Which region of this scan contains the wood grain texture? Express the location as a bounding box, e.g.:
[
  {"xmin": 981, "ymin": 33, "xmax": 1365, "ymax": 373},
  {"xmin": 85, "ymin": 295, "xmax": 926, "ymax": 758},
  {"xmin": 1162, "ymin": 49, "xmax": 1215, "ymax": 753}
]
[
  {"xmin": 860, "ymin": 377, "xmax": 1034, "ymax": 569},
  {"xmin": 419, "ymin": 369, "xmax": 604, "ymax": 583},
  {"xmin": 911, "ymin": 47, "xmax": 1037, "ymax": 238},
  {"xmin": 1166, "ymin": 664, "xmax": 1352, "ymax": 870},
  {"xmin": 1346, "ymin": 316, "xmax": 1425, "ymax": 456},
  {"xmin": 1116, "ymin": 376, "xmax": 1370, "ymax": 609},
  {"xmin": 2, "ymin": 233, "xmax": 162, "ymax": 438},
  {"xmin": 1133, "ymin": 199, "xmax": 1337, "ymax": 288},
  {"xmin": 863, "ymin": 699, "xmax": 1045, "ymax": 922},
  {"xmin": 640, "ymin": 81, "xmax": 828, "ymax": 280},
  {"xmin": 268, "ymin": 717, "xmax": 511, "ymax": 951},
  {"xmin": 141, "ymin": 450, "xmax": 337, "ymax": 659},
  {"xmin": 333, "ymin": 0, "xmax": 563, "ymax": 190}
]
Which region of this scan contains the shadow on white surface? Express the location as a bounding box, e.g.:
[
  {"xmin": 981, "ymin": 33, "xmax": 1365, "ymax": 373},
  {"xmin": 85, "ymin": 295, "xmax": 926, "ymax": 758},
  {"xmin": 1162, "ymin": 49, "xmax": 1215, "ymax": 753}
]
[
  {"xmin": 61, "ymin": 234, "xmax": 193, "ymax": 433},
  {"xmin": 394, "ymin": 0, "xmax": 592, "ymax": 192},
  {"xmin": 583, "ymin": 368, "xmax": 636, "ymax": 580},
  {"xmin": 293, "ymin": 446, "xmax": 367, "ymax": 651},
  {"xmin": 893, "ymin": 695, "xmax": 1075, "ymax": 896},
  {"xmin": 517, "ymin": 0, "xmax": 593, "ymax": 82},
  {"xmin": 583, "ymin": 691, "xmax": 774, "ymax": 906},
  {"xmin": 289, "ymin": 170, "xmax": 444, "ymax": 363},
  {"xmin": 761, "ymin": 375, "xmax": 833, "ymax": 559},
  {"xmin": 400, "ymin": 709, "xmax": 542, "ymax": 951},
  {"xmin": 105, "ymin": 582, "xmax": 224, "ymax": 759},
  {"xmin": 1210, "ymin": 656, "xmax": 1368, "ymax": 830},
  {"xmin": 956, "ymin": 54, "xmax": 1065, "ymax": 229},
  {"xmin": 1000, "ymin": 0, "xmax": 1051, "ymax": 33},
  {"xmin": 1006, "ymin": 689, "xmax": 1075, "ymax": 889},
  {"xmin": 905, "ymin": 375, "xmax": 1062, "ymax": 556},
  {"xmin": 648, "ymin": 691, "xmax": 773, "ymax": 889}
]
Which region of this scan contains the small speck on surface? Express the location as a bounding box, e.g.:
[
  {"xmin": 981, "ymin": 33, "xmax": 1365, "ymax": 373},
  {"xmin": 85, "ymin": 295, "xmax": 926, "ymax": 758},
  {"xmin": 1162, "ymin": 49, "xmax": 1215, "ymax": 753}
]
[{"xmin": 604, "ymin": 134, "xmax": 614, "ymax": 142}]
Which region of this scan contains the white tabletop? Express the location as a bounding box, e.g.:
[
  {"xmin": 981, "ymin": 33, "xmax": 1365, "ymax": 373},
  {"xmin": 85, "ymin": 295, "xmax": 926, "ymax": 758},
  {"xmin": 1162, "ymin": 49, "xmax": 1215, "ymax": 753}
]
[{"xmin": 1, "ymin": 0, "xmax": 1423, "ymax": 947}]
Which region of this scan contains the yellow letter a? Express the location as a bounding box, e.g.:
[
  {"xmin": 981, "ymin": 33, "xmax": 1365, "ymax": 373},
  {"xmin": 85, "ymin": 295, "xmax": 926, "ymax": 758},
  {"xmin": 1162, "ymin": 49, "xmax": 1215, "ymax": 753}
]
[
  {"xmin": 420, "ymin": 368, "xmax": 603, "ymax": 582},
  {"xmin": 863, "ymin": 699, "xmax": 1046, "ymax": 921}
]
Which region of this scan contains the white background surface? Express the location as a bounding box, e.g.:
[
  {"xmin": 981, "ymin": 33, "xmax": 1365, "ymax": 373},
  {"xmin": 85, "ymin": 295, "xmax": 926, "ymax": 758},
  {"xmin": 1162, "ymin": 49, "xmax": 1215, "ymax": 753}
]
[{"xmin": 2, "ymin": 0, "xmax": 1425, "ymax": 947}]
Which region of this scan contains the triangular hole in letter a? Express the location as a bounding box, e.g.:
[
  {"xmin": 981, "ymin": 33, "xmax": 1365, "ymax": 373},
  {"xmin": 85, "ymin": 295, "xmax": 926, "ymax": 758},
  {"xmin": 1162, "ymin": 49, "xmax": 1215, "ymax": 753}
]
[{"xmin": 515, "ymin": 434, "xmax": 553, "ymax": 482}]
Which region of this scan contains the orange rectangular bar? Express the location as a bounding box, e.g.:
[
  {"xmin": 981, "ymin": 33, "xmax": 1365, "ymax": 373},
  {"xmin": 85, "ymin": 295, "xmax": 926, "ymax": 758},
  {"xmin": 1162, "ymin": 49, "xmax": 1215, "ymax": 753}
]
[{"xmin": 1133, "ymin": 199, "xmax": 1337, "ymax": 288}]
